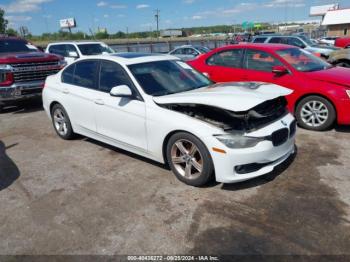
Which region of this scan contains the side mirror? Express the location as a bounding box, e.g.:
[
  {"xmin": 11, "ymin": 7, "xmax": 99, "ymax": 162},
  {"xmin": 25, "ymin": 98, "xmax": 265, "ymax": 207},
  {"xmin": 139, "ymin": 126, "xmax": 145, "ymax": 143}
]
[
  {"xmin": 68, "ymin": 51, "xmax": 79, "ymax": 58},
  {"xmin": 272, "ymin": 65, "xmax": 289, "ymax": 76},
  {"xmin": 110, "ymin": 85, "xmax": 133, "ymax": 98}
]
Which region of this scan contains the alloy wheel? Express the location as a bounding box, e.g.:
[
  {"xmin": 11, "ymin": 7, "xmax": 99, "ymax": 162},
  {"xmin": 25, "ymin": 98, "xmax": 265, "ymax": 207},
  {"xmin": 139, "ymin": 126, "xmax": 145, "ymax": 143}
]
[
  {"xmin": 170, "ymin": 139, "xmax": 203, "ymax": 180},
  {"xmin": 53, "ymin": 108, "xmax": 68, "ymax": 136},
  {"xmin": 301, "ymin": 100, "xmax": 329, "ymax": 128}
]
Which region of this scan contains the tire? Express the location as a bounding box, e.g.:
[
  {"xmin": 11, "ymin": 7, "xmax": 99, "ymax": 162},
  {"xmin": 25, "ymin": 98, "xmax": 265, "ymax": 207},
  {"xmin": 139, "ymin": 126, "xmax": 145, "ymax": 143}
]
[
  {"xmin": 166, "ymin": 132, "xmax": 214, "ymax": 187},
  {"xmin": 296, "ymin": 96, "xmax": 336, "ymax": 131},
  {"xmin": 51, "ymin": 104, "xmax": 75, "ymax": 140},
  {"xmin": 335, "ymin": 60, "xmax": 350, "ymax": 68}
]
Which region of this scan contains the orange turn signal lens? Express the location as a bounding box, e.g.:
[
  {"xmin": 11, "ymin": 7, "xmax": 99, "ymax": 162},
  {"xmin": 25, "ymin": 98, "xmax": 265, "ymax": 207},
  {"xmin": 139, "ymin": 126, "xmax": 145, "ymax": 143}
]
[{"xmin": 212, "ymin": 147, "xmax": 226, "ymax": 154}]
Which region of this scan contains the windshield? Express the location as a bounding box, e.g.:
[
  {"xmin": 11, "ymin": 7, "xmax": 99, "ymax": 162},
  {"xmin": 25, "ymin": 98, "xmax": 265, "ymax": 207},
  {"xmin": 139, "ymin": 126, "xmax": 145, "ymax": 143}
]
[
  {"xmin": 297, "ymin": 35, "xmax": 314, "ymax": 46},
  {"xmin": 196, "ymin": 46, "xmax": 210, "ymax": 53},
  {"xmin": 276, "ymin": 48, "xmax": 332, "ymax": 72},
  {"xmin": 0, "ymin": 39, "xmax": 39, "ymax": 53},
  {"xmin": 77, "ymin": 43, "xmax": 114, "ymax": 55},
  {"xmin": 128, "ymin": 60, "xmax": 213, "ymax": 96}
]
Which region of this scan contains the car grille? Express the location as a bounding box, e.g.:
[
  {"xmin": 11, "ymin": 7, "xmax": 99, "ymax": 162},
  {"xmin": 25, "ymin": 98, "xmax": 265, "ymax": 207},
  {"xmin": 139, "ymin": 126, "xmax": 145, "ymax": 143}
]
[
  {"xmin": 271, "ymin": 128, "xmax": 289, "ymax": 147},
  {"xmin": 10, "ymin": 61, "xmax": 60, "ymax": 83}
]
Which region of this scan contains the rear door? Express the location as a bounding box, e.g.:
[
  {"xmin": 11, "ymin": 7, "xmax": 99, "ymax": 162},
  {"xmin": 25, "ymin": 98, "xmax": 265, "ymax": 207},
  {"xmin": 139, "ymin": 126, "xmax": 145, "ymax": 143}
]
[
  {"xmin": 201, "ymin": 48, "xmax": 246, "ymax": 82},
  {"xmin": 61, "ymin": 60, "xmax": 100, "ymax": 132}
]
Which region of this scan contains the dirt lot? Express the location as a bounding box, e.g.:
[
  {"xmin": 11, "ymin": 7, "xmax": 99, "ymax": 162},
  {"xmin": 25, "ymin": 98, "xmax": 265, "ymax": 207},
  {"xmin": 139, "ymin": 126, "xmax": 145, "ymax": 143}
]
[{"xmin": 1, "ymin": 103, "xmax": 350, "ymax": 255}]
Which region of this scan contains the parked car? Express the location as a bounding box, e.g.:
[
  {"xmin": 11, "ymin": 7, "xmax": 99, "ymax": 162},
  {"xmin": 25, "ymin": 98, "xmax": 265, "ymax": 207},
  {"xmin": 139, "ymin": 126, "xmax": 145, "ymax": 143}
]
[
  {"xmin": 318, "ymin": 36, "xmax": 338, "ymax": 46},
  {"xmin": 328, "ymin": 48, "xmax": 350, "ymax": 68},
  {"xmin": 188, "ymin": 44, "xmax": 350, "ymax": 131},
  {"xmin": 252, "ymin": 35, "xmax": 339, "ymax": 58},
  {"xmin": 168, "ymin": 45, "xmax": 210, "ymax": 61},
  {"xmin": 0, "ymin": 36, "xmax": 66, "ymax": 111},
  {"xmin": 335, "ymin": 37, "xmax": 350, "ymax": 49},
  {"xmin": 43, "ymin": 53, "xmax": 296, "ymax": 186},
  {"xmin": 45, "ymin": 41, "xmax": 114, "ymax": 64}
]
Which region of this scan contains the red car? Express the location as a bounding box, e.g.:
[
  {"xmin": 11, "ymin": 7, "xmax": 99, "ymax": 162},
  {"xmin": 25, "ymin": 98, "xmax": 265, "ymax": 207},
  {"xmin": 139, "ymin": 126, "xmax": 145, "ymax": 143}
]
[
  {"xmin": 188, "ymin": 43, "xmax": 350, "ymax": 131},
  {"xmin": 335, "ymin": 37, "xmax": 350, "ymax": 49}
]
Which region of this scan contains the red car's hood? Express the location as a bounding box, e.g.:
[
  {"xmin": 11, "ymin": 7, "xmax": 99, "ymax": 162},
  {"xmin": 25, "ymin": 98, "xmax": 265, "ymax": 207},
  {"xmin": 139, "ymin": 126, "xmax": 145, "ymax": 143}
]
[
  {"xmin": 304, "ymin": 67, "xmax": 350, "ymax": 88},
  {"xmin": 0, "ymin": 52, "xmax": 61, "ymax": 63}
]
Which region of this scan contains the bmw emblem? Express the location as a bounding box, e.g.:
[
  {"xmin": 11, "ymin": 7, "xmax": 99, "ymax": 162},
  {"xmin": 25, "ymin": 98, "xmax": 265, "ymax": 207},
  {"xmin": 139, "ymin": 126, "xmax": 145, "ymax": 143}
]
[{"xmin": 281, "ymin": 120, "xmax": 288, "ymax": 127}]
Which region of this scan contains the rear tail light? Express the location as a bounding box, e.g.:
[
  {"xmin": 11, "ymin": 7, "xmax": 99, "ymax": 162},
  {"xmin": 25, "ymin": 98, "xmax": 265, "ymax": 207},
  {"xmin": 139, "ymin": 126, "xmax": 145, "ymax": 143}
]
[{"xmin": 313, "ymin": 52, "xmax": 322, "ymax": 57}]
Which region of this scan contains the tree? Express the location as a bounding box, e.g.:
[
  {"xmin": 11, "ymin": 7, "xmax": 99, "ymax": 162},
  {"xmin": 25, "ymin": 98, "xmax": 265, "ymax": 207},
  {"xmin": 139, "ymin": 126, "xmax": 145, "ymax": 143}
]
[
  {"xmin": 0, "ymin": 8, "xmax": 8, "ymax": 34},
  {"xmin": 6, "ymin": 28, "xmax": 18, "ymax": 36}
]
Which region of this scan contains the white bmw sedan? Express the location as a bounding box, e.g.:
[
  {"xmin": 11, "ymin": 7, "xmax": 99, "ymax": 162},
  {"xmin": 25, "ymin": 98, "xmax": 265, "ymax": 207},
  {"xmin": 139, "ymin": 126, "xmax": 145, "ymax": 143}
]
[{"xmin": 43, "ymin": 53, "xmax": 296, "ymax": 186}]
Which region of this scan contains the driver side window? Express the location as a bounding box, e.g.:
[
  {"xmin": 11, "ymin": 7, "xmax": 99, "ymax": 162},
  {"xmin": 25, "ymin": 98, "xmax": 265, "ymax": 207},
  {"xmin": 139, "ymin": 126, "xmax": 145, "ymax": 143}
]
[
  {"xmin": 245, "ymin": 49, "xmax": 283, "ymax": 72},
  {"xmin": 99, "ymin": 61, "xmax": 134, "ymax": 93},
  {"xmin": 288, "ymin": 38, "xmax": 306, "ymax": 48}
]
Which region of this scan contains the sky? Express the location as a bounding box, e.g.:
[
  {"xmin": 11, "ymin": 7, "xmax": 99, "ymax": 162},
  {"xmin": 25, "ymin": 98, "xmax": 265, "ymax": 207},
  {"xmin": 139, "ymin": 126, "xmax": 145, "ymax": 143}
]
[{"xmin": 1, "ymin": 0, "xmax": 349, "ymax": 35}]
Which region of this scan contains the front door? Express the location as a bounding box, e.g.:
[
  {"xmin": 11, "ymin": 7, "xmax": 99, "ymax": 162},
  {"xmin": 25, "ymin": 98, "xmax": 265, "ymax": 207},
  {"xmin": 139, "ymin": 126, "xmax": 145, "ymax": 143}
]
[
  {"xmin": 94, "ymin": 60, "xmax": 147, "ymax": 151},
  {"xmin": 242, "ymin": 48, "xmax": 295, "ymax": 87}
]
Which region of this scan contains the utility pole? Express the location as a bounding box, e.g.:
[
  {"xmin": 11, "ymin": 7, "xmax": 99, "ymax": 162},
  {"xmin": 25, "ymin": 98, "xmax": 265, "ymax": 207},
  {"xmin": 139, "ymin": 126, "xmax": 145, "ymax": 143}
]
[{"xmin": 155, "ymin": 9, "xmax": 160, "ymax": 38}]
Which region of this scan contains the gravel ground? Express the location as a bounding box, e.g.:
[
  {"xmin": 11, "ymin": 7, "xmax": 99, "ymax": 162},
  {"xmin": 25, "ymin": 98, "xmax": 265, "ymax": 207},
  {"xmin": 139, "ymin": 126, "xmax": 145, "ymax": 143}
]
[{"xmin": 1, "ymin": 102, "xmax": 350, "ymax": 255}]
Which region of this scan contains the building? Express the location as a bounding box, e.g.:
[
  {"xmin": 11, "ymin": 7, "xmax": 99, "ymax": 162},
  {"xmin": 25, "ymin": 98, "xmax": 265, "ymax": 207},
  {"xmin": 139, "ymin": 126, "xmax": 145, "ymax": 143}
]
[
  {"xmin": 322, "ymin": 8, "xmax": 350, "ymax": 37},
  {"xmin": 309, "ymin": 4, "xmax": 350, "ymax": 37}
]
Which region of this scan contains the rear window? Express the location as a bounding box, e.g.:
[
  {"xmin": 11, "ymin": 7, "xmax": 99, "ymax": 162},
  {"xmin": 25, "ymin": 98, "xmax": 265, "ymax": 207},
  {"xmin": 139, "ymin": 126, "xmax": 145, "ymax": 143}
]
[
  {"xmin": 77, "ymin": 44, "xmax": 113, "ymax": 55},
  {"xmin": 0, "ymin": 39, "xmax": 38, "ymax": 53}
]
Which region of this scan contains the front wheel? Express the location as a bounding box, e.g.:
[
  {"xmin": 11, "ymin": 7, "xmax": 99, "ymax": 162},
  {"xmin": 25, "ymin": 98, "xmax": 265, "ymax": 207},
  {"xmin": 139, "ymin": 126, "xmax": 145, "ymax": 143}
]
[
  {"xmin": 295, "ymin": 96, "xmax": 336, "ymax": 131},
  {"xmin": 166, "ymin": 132, "xmax": 214, "ymax": 187}
]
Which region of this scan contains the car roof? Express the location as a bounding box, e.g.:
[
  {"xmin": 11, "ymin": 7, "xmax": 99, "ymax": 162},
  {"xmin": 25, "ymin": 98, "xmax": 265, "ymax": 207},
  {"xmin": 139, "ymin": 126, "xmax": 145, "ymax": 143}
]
[
  {"xmin": 78, "ymin": 52, "xmax": 179, "ymax": 65},
  {"xmin": 219, "ymin": 43, "xmax": 296, "ymax": 51},
  {"xmin": 48, "ymin": 41, "xmax": 105, "ymax": 45}
]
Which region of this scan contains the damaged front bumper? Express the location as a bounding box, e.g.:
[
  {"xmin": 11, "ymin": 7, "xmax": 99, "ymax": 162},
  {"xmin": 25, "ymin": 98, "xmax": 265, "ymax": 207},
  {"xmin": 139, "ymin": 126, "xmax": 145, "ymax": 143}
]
[{"xmin": 207, "ymin": 113, "xmax": 296, "ymax": 183}]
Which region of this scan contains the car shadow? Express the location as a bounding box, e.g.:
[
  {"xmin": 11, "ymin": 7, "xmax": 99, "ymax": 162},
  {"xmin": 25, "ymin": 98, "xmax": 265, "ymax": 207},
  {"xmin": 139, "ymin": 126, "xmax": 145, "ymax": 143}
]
[
  {"xmin": 1, "ymin": 99, "xmax": 43, "ymax": 115},
  {"xmin": 84, "ymin": 138, "xmax": 170, "ymax": 170},
  {"xmin": 84, "ymin": 137, "xmax": 297, "ymax": 191},
  {"xmin": 0, "ymin": 141, "xmax": 20, "ymax": 191},
  {"xmin": 221, "ymin": 148, "xmax": 297, "ymax": 191},
  {"xmin": 334, "ymin": 125, "xmax": 350, "ymax": 133}
]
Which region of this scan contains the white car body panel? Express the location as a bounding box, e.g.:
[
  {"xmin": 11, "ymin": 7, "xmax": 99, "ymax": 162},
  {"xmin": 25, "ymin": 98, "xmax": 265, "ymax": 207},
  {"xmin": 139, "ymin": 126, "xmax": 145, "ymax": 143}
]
[{"xmin": 43, "ymin": 54, "xmax": 296, "ymax": 184}]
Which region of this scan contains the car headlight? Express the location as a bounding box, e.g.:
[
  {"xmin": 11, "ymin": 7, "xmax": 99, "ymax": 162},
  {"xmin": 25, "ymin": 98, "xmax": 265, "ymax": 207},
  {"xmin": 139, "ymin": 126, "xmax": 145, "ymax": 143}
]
[
  {"xmin": 0, "ymin": 64, "xmax": 13, "ymax": 71},
  {"xmin": 58, "ymin": 60, "xmax": 67, "ymax": 69},
  {"xmin": 215, "ymin": 134, "xmax": 264, "ymax": 149},
  {"xmin": 346, "ymin": 90, "xmax": 350, "ymax": 99}
]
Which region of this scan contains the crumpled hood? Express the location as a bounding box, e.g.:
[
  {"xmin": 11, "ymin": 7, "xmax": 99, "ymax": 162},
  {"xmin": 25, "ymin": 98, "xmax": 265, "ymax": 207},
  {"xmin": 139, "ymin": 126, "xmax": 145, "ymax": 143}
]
[
  {"xmin": 304, "ymin": 67, "xmax": 350, "ymax": 88},
  {"xmin": 153, "ymin": 82, "xmax": 293, "ymax": 112}
]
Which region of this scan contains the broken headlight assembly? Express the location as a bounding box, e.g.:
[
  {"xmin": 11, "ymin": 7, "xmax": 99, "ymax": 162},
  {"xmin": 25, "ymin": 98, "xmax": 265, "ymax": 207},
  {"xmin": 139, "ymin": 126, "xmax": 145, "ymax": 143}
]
[{"xmin": 214, "ymin": 134, "xmax": 264, "ymax": 149}]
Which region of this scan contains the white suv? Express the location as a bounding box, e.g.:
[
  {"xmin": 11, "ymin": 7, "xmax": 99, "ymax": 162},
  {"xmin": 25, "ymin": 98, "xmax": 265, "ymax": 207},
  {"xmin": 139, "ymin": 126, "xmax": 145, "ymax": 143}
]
[{"xmin": 45, "ymin": 41, "xmax": 114, "ymax": 64}]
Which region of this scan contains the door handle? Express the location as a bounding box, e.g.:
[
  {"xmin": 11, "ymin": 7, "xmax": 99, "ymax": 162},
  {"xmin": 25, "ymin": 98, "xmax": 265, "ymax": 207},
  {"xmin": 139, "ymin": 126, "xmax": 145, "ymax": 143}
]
[
  {"xmin": 94, "ymin": 99, "xmax": 105, "ymax": 105},
  {"xmin": 62, "ymin": 88, "xmax": 69, "ymax": 94}
]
